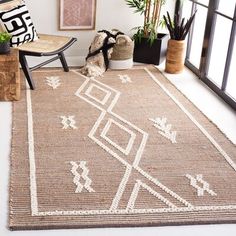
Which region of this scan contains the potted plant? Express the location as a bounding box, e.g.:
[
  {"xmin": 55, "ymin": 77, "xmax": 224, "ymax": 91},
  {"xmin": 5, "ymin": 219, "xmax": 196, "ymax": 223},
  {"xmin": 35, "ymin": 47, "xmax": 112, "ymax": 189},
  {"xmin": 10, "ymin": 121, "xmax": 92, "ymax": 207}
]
[
  {"xmin": 125, "ymin": 0, "xmax": 169, "ymax": 65},
  {"xmin": 163, "ymin": 9, "xmax": 196, "ymax": 73},
  {"xmin": 0, "ymin": 31, "xmax": 11, "ymax": 54}
]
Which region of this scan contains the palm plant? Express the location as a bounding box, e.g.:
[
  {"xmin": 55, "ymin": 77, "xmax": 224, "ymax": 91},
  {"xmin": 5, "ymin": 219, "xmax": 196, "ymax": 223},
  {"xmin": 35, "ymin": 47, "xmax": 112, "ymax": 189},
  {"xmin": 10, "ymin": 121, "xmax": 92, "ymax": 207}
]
[{"xmin": 125, "ymin": 0, "xmax": 166, "ymax": 44}]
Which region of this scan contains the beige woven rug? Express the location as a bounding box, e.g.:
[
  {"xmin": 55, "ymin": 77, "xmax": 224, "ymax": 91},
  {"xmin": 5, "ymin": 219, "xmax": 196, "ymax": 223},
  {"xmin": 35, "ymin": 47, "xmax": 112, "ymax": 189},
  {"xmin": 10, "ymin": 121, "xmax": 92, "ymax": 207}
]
[{"xmin": 10, "ymin": 66, "xmax": 236, "ymax": 230}]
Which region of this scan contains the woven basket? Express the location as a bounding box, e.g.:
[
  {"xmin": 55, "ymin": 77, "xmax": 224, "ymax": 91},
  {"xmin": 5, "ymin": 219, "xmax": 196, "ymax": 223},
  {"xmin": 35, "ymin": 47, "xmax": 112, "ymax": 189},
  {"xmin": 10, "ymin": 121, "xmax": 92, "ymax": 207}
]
[{"xmin": 109, "ymin": 35, "xmax": 134, "ymax": 70}]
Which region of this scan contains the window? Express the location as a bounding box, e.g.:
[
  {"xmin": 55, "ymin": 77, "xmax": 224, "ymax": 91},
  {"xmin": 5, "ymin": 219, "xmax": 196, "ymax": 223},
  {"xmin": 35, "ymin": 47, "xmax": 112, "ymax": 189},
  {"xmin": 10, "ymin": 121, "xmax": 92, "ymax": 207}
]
[
  {"xmin": 218, "ymin": 0, "xmax": 235, "ymax": 17},
  {"xmin": 207, "ymin": 15, "xmax": 232, "ymax": 86},
  {"xmin": 226, "ymin": 43, "xmax": 236, "ymax": 100},
  {"xmin": 183, "ymin": 4, "xmax": 208, "ymax": 69},
  {"xmin": 181, "ymin": 0, "xmax": 236, "ymax": 110}
]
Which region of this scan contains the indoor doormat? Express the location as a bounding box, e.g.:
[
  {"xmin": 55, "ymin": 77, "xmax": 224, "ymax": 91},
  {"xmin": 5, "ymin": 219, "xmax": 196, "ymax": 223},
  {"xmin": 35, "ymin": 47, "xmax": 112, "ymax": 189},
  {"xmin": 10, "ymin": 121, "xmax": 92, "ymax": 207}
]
[{"xmin": 10, "ymin": 66, "xmax": 236, "ymax": 230}]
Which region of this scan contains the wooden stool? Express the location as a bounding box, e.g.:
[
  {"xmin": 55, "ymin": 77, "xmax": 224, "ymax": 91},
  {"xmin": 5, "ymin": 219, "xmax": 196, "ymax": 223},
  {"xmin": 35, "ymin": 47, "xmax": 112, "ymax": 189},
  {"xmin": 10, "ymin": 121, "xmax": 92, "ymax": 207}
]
[{"xmin": 0, "ymin": 49, "xmax": 20, "ymax": 101}]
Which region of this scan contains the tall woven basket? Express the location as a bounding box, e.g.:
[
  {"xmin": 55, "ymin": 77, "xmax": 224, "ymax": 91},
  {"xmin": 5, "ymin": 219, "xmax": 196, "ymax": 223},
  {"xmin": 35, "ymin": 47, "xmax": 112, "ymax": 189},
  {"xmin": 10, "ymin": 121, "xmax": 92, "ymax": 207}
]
[{"xmin": 165, "ymin": 39, "xmax": 186, "ymax": 74}]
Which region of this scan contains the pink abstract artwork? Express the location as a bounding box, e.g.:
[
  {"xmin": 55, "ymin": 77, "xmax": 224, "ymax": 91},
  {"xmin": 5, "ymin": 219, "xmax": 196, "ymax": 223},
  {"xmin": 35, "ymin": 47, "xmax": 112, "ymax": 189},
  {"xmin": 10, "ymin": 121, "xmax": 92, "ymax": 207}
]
[{"xmin": 60, "ymin": 0, "xmax": 96, "ymax": 30}]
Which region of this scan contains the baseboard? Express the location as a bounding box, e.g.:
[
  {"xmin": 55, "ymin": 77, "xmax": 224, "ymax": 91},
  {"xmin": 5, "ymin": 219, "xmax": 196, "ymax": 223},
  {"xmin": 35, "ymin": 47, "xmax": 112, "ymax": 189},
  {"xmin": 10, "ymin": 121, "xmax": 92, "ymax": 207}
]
[{"xmin": 26, "ymin": 56, "xmax": 145, "ymax": 69}]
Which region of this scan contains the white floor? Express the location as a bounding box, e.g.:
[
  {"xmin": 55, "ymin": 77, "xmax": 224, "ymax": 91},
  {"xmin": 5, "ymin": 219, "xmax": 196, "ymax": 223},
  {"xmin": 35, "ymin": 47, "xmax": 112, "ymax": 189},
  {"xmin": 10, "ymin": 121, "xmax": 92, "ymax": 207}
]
[{"xmin": 0, "ymin": 64, "xmax": 236, "ymax": 236}]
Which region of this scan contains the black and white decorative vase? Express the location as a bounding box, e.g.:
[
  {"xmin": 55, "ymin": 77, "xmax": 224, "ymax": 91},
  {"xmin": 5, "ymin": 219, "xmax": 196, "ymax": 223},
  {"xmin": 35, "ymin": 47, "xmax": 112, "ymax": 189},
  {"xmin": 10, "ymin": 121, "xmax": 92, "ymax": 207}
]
[{"xmin": 0, "ymin": 41, "xmax": 10, "ymax": 54}]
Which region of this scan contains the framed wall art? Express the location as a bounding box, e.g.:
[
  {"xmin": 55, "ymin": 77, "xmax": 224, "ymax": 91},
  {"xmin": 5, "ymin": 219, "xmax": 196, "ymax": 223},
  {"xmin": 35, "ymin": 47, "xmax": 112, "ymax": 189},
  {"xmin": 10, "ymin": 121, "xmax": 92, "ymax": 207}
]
[{"xmin": 59, "ymin": 0, "xmax": 96, "ymax": 30}]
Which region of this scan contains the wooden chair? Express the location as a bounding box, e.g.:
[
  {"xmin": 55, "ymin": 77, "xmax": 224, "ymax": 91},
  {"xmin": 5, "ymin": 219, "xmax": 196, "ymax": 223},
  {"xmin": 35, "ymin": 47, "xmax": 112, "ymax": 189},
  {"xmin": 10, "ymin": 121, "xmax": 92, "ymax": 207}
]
[{"xmin": 0, "ymin": 0, "xmax": 77, "ymax": 90}]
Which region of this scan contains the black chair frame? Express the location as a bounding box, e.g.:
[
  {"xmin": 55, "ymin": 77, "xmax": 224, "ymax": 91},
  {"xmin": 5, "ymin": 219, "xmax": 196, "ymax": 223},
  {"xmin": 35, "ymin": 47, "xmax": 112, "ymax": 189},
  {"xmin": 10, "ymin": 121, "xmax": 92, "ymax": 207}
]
[{"xmin": 19, "ymin": 37, "xmax": 77, "ymax": 90}]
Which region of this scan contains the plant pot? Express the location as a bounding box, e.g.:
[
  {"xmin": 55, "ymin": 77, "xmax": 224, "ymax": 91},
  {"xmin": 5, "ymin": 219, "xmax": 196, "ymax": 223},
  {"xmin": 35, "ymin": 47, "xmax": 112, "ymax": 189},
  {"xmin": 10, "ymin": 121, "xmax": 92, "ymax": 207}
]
[
  {"xmin": 0, "ymin": 41, "xmax": 10, "ymax": 54},
  {"xmin": 165, "ymin": 39, "xmax": 186, "ymax": 74},
  {"xmin": 133, "ymin": 33, "xmax": 169, "ymax": 65}
]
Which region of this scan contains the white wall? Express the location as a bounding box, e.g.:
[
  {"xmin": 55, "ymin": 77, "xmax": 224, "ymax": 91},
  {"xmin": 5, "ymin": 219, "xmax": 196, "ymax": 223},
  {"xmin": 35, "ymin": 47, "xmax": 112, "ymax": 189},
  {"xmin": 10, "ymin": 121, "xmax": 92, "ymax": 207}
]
[{"xmin": 24, "ymin": 0, "xmax": 175, "ymax": 66}]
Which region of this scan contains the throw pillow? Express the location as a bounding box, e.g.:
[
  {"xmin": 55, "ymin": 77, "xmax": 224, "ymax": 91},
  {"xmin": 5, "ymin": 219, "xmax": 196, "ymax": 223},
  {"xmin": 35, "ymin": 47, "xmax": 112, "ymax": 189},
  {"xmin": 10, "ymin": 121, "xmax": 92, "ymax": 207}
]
[{"xmin": 0, "ymin": 3, "xmax": 39, "ymax": 47}]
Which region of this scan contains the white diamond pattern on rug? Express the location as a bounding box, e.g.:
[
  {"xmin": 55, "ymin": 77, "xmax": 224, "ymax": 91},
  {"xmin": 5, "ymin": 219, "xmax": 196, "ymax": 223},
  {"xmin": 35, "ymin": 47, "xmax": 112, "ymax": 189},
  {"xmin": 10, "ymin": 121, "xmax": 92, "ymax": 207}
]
[
  {"xmin": 85, "ymin": 83, "xmax": 112, "ymax": 105},
  {"xmin": 100, "ymin": 118, "xmax": 136, "ymax": 156},
  {"xmin": 75, "ymin": 76, "xmax": 148, "ymax": 168},
  {"xmin": 75, "ymin": 72, "xmax": 193, "ymax": 213},
  {"xmin": 70, "ymin": 161, "xmax": 95, "ymax": 193},
  {"xmin": 186, "ymin": 174, "xmax": 217, "ymax": 197}
]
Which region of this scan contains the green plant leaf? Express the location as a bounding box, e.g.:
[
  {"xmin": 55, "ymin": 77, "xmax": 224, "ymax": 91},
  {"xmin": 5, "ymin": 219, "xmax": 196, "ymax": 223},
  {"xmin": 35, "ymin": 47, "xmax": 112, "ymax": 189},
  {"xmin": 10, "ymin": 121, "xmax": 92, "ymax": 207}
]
[{"xmin": 0, "ymin": 32, "xmax": 12, "ymax": 43}]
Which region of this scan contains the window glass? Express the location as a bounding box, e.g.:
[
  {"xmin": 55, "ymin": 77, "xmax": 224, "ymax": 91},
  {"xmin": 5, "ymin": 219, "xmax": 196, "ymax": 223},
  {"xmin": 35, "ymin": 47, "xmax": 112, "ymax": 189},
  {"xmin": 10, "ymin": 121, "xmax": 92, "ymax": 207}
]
[
  {"xmin": 188, "ymin": 5, "xmax": 207, "ymax": 68},
  {"xmin": 226, "ymin": 42, "xmax": 236, "ymax": 101},
  {"xmin": 218, "ymin": 0, "xmax": 235, "ymax": 17},
  {"xmin": 182, "ymin": 0, "xmax": 193, "ymax": 18},
  {"xmin": 197, "ymin": 0, "xmax": 209, "ymax": 6},
  {"xmin": 208, "ymin": 16, "xmax": 232, "ymax": 87},
  {"xmin": 183, "ymin": 0, "xmax": 236, "ymax": 108}
]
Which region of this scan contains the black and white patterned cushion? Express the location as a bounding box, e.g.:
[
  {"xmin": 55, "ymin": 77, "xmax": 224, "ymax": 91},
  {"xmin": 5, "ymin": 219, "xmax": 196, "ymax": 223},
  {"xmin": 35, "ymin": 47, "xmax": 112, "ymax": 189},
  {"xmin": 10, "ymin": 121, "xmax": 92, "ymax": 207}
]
[{"xmin": 0, "ymin": 3, "xmax": 39, "ymax": 47}]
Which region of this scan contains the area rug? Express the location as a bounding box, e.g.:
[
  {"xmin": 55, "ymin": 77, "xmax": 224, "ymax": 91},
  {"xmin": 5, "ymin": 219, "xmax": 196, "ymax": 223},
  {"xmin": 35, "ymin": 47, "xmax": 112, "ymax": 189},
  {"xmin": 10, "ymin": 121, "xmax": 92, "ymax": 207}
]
[{"xmin": 10, "ymin": 65, "xmax": 236, "ymax": 230}]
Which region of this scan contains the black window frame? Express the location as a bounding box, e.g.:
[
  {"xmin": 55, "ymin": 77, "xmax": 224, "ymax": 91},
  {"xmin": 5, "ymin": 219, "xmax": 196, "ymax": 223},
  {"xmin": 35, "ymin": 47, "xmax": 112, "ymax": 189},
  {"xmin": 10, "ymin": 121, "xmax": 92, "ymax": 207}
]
[{"xmin": 177, "ymin": 0, "xmax": 236, "ymax": 110}]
